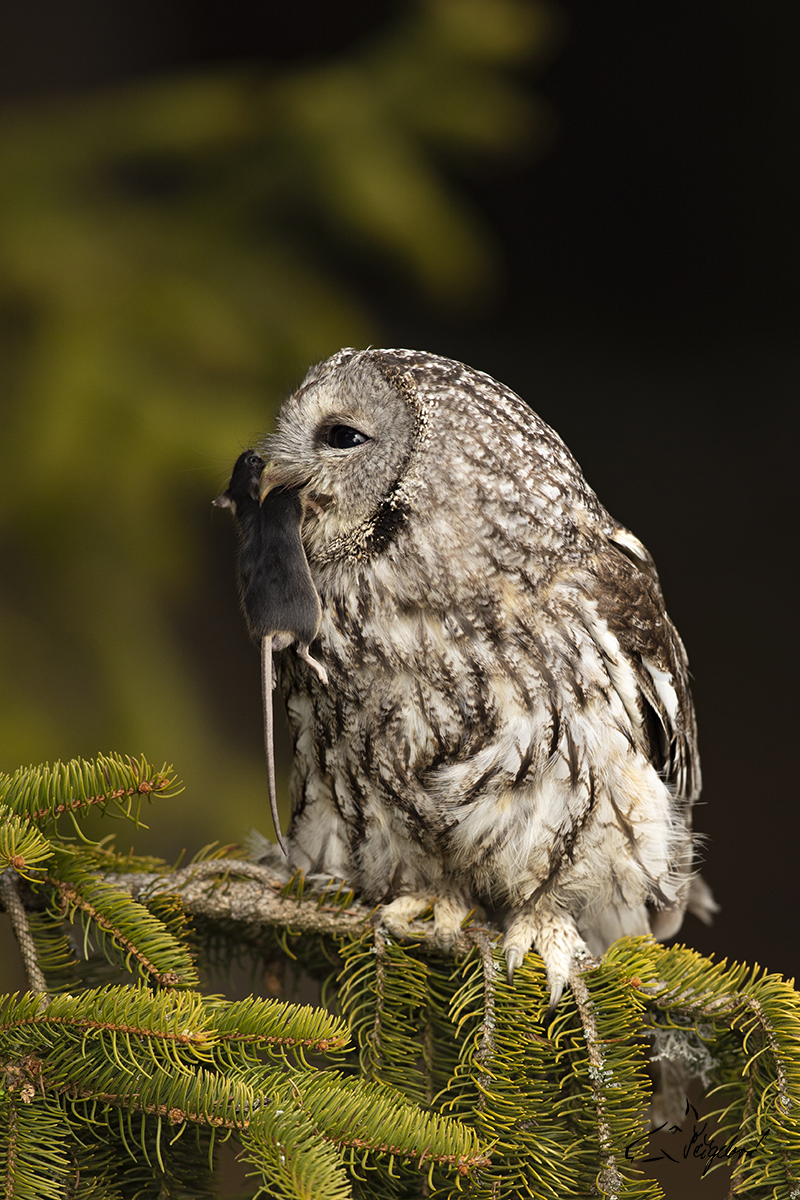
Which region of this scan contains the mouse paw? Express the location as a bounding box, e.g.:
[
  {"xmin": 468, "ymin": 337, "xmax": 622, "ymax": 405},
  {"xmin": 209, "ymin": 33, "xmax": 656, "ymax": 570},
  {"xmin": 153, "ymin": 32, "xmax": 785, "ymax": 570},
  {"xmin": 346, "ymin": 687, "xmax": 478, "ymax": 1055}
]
[{"xmin": 297, "ymin": 645, "xmax": 328, "ymax": 685}]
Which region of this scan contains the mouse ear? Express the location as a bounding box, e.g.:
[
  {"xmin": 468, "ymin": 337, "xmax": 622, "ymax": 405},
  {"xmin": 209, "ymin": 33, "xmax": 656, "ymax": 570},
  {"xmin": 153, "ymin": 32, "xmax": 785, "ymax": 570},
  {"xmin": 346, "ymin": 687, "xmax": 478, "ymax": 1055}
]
[{"xmin": 213, "ymin": 492, "xmax": 233, "ymax": 510}]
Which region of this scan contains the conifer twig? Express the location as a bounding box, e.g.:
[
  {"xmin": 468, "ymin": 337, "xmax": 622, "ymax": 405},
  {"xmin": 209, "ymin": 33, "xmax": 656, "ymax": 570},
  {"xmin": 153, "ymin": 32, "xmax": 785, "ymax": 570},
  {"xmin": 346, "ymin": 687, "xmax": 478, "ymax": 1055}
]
[
  {"xmin": 3, "ymin": 1097, "xmax": 18, "ymax": 1198},
  {"xmin": 29, "ymin": 774, "xmax": 173, "ymax": 823},
  {"xmin": 369, "ymin": 923, "xmax": 388, "ymax": 1073},
  {"xmin": 470, "ymin": 929, "xmax": 497, "ymax": 1108},
  {"xmin": 569, "ymin": 960, "xmax": 620, "ymax": 1196},
  {"xmin": 48, "ymin": 877, "xmax": 181, "ymax": 987},
  {"xmin": 0, "ymin": 869, "xmax": 48, "ymax": 999},
  {"xmin": 103, "ymin": 860, "xmax": 502, "ymax": 950},
  {"xmin": 732, "ymin": 993, "xmax": 797, "ymax": 1195},
  {"xmin": 75, "ymin": 1092, "xmax": 249, "ymax": 1130}
]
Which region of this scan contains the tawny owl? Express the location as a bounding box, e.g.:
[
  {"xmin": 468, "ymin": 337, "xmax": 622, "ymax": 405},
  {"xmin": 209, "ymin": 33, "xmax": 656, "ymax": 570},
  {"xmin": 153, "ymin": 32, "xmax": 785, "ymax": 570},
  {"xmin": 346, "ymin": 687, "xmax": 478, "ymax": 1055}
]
[{"xmin": 253, "ymin": 347, "xmax": 713, "ymax": 1004}]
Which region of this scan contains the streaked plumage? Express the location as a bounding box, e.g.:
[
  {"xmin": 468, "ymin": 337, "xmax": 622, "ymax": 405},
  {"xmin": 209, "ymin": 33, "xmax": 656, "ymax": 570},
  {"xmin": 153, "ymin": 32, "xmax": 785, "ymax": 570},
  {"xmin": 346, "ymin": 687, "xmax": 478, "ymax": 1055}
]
[{"xmin": 256, "ymin": 348, "xmax": 712, "ymax": 1002}]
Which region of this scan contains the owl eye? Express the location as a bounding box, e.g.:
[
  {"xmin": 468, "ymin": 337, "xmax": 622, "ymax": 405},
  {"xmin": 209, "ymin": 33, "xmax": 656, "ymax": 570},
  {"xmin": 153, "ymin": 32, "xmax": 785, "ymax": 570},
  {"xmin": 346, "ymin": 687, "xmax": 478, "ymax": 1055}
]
[{"xmin": 325, "ymin": 424, "xmax": 371, "ymax": 449}]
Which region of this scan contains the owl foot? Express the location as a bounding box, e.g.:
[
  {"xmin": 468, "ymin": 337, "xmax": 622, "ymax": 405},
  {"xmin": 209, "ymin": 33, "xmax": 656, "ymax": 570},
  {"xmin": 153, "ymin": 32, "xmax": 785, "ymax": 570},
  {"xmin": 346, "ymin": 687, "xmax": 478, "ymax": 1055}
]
[
  {"xmin": 504, "ymin": 909, "xmax": 591, "ymax": 1009},
  {"xmin": 381, "ymin": 891, "xmax": 472, "ymax": 949},
  {"xmin": 380, "ymin": 893, "xmax": 432, "ymax": 941},
  {"xmin": 431, "ymin": 892, "xmax": 473, "ymax": 950}
]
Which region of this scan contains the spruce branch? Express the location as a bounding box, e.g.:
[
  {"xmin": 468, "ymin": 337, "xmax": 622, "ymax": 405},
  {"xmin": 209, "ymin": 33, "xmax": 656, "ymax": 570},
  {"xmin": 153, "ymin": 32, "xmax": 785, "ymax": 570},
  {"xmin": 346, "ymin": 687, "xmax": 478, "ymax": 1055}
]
[
  {"xmin": 47, "ymin": 877, "xmax": 182, "ymax": 989},
  {"xmin": 74, "ymin": 1092, "xmax": 249, "ymax": 1132},
  {"xmin": 0, "ymin": 1094, "xmax": 73, "ymax": 1200},
  {"xmin": 0, "ymin": 872, "xmax": 48, "ymax": 1000},
  {"xmin": 5, "ymin": 855, "xmax": 493, "ymax": 955},
  {"xmin": 266, "ymin": 1071, "xmax": 491, "ymax": 1173},
  {"xmin": 0, "ymin": 754, "xmax": 182, "ymax": 830},
  {"xmin": 568, "ymin": 961, "xmax": 616, "ymax": 1184},
  {"xmin": 2, "ymin": 1094, "xmax": 17, "ymax": 1200},
  {"xmin": 472, "ymin": 929, "xmax": 498, "ymax": 1108},
  {"xmin": 0, "ymin": 811, "xmax": 54, "ymax": 878},
  {"xmin": 370, "ymin": 924, "xmax": 388, "ymax": 1076},
  {"xmin": 2, "ymin": 748, "xmax": 800, "ymax": 1198},
  {"xmin": 34, "ymin": 857, "xmax": 201, "ymax": 991},
  {"xmin": 106, "ymin": 860, "xmax": 375, "ymax": 942}
]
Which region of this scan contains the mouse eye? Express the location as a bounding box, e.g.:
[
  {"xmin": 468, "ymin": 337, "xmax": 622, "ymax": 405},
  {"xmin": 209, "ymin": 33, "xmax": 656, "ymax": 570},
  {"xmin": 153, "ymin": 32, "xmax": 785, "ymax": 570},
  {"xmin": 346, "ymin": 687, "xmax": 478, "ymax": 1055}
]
[{"xmin": 325, "ymin": 424, "xmax": 371, "ymax": 449}]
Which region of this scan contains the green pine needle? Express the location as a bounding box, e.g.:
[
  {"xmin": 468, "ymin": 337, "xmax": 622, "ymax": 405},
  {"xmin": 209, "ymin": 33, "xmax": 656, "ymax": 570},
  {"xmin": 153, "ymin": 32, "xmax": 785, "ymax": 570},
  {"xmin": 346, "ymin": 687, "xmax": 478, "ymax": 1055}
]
[
  {"xmin": 3, "ymin": 751, "xmax": 799, "ymax": 1198},
  {"xmin": 0, "ymin": 754, "xmax": 183, "ymax": 832}
]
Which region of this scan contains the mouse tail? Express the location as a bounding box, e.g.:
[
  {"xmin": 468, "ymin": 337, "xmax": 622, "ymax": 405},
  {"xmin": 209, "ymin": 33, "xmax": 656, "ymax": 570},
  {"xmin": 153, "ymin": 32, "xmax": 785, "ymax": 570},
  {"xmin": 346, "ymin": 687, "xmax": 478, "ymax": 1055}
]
[{"xmin": 261, "ymin": 635, "xmax": 288, "ymax": 856}]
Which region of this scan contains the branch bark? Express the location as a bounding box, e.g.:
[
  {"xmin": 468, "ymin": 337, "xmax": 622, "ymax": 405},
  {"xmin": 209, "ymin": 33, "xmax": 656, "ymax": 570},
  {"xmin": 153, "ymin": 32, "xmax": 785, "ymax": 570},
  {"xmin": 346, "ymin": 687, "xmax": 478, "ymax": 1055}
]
[
  {"xmin": 0, "ymin": 869, "xmax": 49, "ymax": 998},
  {"xmin": 1, "ymin": 857, "xmax": 505, "ymax": 964},
  {"xmin": 104, "ymin": 859, "xmax": 496, "ymax": 953}
]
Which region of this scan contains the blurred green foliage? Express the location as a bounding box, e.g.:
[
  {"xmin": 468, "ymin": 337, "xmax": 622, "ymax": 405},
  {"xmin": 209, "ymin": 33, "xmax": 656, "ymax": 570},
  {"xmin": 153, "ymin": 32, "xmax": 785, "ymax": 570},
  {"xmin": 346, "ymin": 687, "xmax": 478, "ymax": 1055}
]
[{"xmin": 0, "ymin": 0, "xmax": 558, "ymax": 858}]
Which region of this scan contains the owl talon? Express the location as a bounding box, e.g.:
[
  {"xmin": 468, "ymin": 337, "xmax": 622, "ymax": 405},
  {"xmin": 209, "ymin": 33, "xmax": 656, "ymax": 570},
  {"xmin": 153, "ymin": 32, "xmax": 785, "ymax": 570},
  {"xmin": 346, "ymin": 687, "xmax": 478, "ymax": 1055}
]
[
  {"xmin": 504, "ymin": 908, "xmax": 589, "ymax": 1006},
  {"xmin": 380, "ymin": 891, "xmax": 472, "ymax": 949},
  {"xmin": 547, "ymin": 980, "xmax": 565, "ymax": 1013},
  {"xmin": 505, "ymin": 946, "xmax": 523, "ymax": 984}
]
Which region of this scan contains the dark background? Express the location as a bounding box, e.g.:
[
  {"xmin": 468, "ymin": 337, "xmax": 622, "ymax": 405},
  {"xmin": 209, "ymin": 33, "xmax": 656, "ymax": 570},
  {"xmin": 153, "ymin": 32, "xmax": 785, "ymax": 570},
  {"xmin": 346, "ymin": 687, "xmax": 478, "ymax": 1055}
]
[{"xmin": 1, "ymin": 0, "xmax": 797, "ymax": 986}]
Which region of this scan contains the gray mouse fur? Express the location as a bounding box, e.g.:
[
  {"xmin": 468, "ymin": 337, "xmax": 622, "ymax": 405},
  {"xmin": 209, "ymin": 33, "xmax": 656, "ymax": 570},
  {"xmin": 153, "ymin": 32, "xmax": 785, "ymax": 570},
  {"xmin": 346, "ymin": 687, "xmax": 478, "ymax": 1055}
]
[{"xmin": 214, "ymin": 449, "xmax": 327, "ymax": 854}]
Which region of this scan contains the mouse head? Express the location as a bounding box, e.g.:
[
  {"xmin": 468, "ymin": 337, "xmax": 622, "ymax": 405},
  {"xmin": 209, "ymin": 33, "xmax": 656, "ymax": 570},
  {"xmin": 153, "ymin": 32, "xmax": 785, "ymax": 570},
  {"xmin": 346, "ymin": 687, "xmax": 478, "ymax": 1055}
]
[{"xmin": 213, "ymin": 450, "xmax": 266, "ymax": 514}]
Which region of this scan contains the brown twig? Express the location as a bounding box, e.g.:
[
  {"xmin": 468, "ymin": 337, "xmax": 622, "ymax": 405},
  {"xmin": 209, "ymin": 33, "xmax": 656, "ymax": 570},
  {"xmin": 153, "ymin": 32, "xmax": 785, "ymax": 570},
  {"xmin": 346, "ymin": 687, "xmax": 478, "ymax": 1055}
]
[
  {"xmin": 369, "ymin": 923, "xmax": 387, "ymax": 1074},
  {"xmin": 568, "ymin": 957, "xmax": 620, "ymax": 1196},
  {"xmin": 3, "ymin": 1098, "xmax": 18, "ymax": 1200},
  {"xmin": 0, "ymin": 870, "xmax": 48, "ymax": 1000},
  {"xmin": 73, "ymin": 1091, "xmax": 248, "ymax": 1130},
  {"xmin": 0, "ymin": 1014, "xmax": 205, "ymax": 1043},
  {"xmin": 101, "ymin": 860, "xmax": 504, "ymax": 953},
  {"xmin": 1, "ymin": 858, "xmax": 499, "ymax": 953},
  {"xmin": 470, "ymin": 929, "xmax": 497, "ymax": 1110}
]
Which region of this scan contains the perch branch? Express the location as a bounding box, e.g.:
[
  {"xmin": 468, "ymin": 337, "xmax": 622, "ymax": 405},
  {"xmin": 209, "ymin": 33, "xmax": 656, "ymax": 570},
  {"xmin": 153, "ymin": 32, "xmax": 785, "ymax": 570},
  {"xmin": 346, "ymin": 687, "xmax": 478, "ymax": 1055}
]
[
  {"xmin": 99, "ymin": 859, "xmax": 493, "ymax": 953},
  {"xmin": 0, "ymin": 869, "xmax": 48, "ymax": 999}
]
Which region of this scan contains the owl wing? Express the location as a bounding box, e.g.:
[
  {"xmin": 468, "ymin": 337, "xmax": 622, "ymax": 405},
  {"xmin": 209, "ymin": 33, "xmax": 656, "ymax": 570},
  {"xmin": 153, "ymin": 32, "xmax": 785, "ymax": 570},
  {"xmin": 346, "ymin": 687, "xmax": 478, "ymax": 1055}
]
[{"xmin": 592, "ymin": 522, "xmax": 700, "ymax": 807}]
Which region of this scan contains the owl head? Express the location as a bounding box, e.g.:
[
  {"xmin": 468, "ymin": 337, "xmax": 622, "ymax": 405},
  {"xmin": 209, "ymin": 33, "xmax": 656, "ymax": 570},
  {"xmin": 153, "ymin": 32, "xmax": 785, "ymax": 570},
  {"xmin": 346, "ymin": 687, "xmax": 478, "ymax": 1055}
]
[
  {"xmin": 258, "ymin": 347, "xmax": 598, "ymax": 578},
  {"xmin": 258, "ymin": 350, "xmax": 422, "ymax": 551}
]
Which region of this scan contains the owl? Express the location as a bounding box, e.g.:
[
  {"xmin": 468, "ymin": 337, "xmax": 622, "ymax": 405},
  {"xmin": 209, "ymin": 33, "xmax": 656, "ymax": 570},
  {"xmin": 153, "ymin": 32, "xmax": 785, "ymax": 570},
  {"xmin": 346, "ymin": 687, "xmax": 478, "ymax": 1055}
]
[{"xmin": 255, "ymin": 348, "xmax": 713, "ymax": 1004}]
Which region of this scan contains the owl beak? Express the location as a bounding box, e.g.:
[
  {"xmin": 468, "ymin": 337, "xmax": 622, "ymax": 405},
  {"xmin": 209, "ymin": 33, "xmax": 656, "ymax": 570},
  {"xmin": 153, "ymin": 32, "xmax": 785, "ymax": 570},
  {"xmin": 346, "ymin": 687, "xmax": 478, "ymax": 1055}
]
[
  {"xmin": 259, "ymin": 460, "xmax": 324, "ymax": 517},
  {"xmin": 258, "ymin": 461, "xmax": 291, "ymax": 504}
]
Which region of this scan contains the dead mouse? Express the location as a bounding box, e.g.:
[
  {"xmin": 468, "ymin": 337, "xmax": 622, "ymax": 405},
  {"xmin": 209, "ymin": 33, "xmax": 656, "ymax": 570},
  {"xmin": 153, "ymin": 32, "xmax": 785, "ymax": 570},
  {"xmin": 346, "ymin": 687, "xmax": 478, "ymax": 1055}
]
[{"xmin": 214, "ymin": 449, "xmax": 327, "ymax": 855}]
